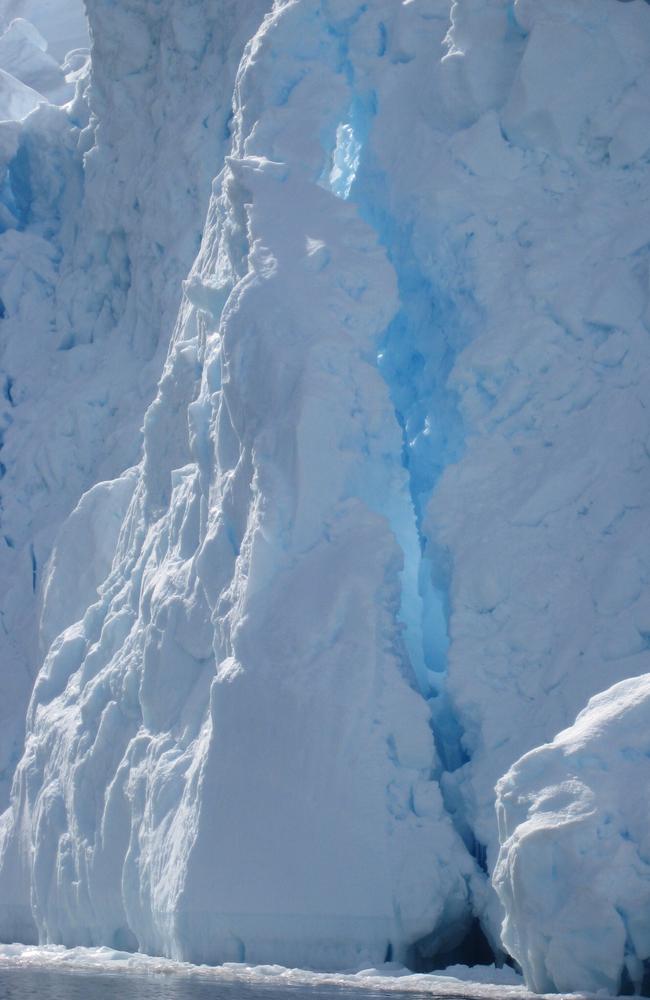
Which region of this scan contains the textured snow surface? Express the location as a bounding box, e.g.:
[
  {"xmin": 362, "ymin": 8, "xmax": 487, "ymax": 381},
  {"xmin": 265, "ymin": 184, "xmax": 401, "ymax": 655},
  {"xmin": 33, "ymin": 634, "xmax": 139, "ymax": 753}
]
[
  {"xmin": 425, "ymin": 0, "xmax": 650, "ymax": 940},
  {"xmin": 0, "ymin": 0, "xmax": 648, "ymax": 988},
  {"xmin": 494, "ymin": 674, "xmax": 650, "ymax": 996}
]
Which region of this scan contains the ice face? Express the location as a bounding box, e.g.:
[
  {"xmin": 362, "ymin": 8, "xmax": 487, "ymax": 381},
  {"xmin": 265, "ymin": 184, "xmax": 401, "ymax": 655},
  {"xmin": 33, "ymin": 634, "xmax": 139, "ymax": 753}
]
[
  {"xmin": 424, "ymin": 0, "xmax": 650, "ymax": 941},
  {"xmin": 0, "ymin": 0, "xmax": 477, "ymax": 969}
]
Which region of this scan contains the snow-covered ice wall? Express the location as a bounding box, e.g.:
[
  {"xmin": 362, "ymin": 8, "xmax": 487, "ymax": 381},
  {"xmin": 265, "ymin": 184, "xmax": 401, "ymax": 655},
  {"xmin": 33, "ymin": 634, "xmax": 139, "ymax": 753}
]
[
  {"xmin": 429, "ymin": 0, "xmax": 650, "ymax": 940},
  {"xmin": 0, "ymin": 0, "xmax": 91, "ymax": 809},
  {"xmin": 0, "ymin": 0, "xmax": 268, "ymax": 806},
  {"xmin": 0, "ymin": 0, "xmax": 650, "ymax": 986}
]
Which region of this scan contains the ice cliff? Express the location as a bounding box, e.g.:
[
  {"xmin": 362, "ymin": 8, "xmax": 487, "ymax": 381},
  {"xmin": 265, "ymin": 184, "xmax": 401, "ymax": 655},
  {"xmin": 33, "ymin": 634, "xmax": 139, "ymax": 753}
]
[
  {"xmin": 0, "ymin": 0, "xmax": 649, "ymax": 988},
  {"xmin": 0, "ymin": 0, "xmax": 267, "ymax": 807}
]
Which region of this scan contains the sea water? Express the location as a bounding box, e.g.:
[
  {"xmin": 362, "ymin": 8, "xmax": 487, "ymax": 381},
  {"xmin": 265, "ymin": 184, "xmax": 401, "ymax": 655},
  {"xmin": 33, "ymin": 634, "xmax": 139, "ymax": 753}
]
[{"xmin": 0, "ymin": 968, "xmax": 460, "ymax": 1000}]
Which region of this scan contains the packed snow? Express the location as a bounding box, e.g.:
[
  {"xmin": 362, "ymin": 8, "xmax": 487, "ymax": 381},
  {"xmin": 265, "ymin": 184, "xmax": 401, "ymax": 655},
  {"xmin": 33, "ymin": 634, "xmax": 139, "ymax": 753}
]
[{"xmin": 0, "ymin": 0, "xmax": 648, "ymax": 991}]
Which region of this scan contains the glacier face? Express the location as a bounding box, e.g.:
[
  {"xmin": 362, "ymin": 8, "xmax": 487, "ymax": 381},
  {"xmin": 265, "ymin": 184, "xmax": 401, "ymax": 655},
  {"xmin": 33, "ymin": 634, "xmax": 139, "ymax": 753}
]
[
  {"xmin": 428, "ymin": 0, "xmax": 650, "ymax": 921},
  {"xmin": 0, "ymin": 0, "xmax": 269, "ymax": 807},
  {"xmin": 0, "ymin": 0, "xmax": 649, "ymax": 985},
  {"xmin": 0, "ymin": 0, "xmax": 480, "ymax": 969},
  {"xmin": 0, "ymin": 0, "xmax": 90, "ymax": 810}
]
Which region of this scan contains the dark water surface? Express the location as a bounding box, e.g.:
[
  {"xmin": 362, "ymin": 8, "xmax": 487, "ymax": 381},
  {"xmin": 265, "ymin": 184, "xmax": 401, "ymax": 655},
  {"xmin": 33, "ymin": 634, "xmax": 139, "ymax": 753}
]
[{"xmin": 0, "ymin": 968, "xmax": 452, "ymax": 1000}]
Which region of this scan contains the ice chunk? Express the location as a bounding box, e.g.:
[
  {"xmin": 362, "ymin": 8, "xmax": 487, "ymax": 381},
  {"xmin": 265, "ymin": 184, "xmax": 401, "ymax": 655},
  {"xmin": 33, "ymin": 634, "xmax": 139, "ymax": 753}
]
[
  {"xmin": 494, "ymin": 674, "xmax": 650, "ymax": 994},
  {"xmin": 0, "ymin": 19, "xmax": 72, "ymax": 104},
  {"xmin": 0, "ymin": 65, "xmax": 41, "ymax": 119},
  {"xmin": 0, "ymin": 0, "xmax": 88, "ymax": 63}
]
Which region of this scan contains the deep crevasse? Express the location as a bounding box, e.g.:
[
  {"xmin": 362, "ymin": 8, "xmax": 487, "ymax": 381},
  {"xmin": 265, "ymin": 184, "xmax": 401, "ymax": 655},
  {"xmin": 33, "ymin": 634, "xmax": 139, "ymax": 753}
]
[
  {"xmin": 322, "ymin": 0, "xmax": 650, "ymax": 959},
  {"xmin": 318, "ymin": 10, "xmax": 480, "ymax": 878}
]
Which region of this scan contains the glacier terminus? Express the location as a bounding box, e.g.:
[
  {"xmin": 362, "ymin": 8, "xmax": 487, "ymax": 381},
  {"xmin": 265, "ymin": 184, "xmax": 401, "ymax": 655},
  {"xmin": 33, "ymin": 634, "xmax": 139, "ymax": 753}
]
[{"xmin": 0, "ymin": 0, "xmax": 649, "ymax": 996}]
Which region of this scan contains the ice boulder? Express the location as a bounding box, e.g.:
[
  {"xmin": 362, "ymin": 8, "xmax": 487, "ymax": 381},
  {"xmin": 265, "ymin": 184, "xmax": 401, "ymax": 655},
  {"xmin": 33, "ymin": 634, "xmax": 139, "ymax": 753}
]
[
  {"xmin": 494, "ymin": 673, "xmax": 650, "ymax": 995},
  {"xmin": 0, "ymin": 0, "xmax": 88, "ymax": 63}
]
